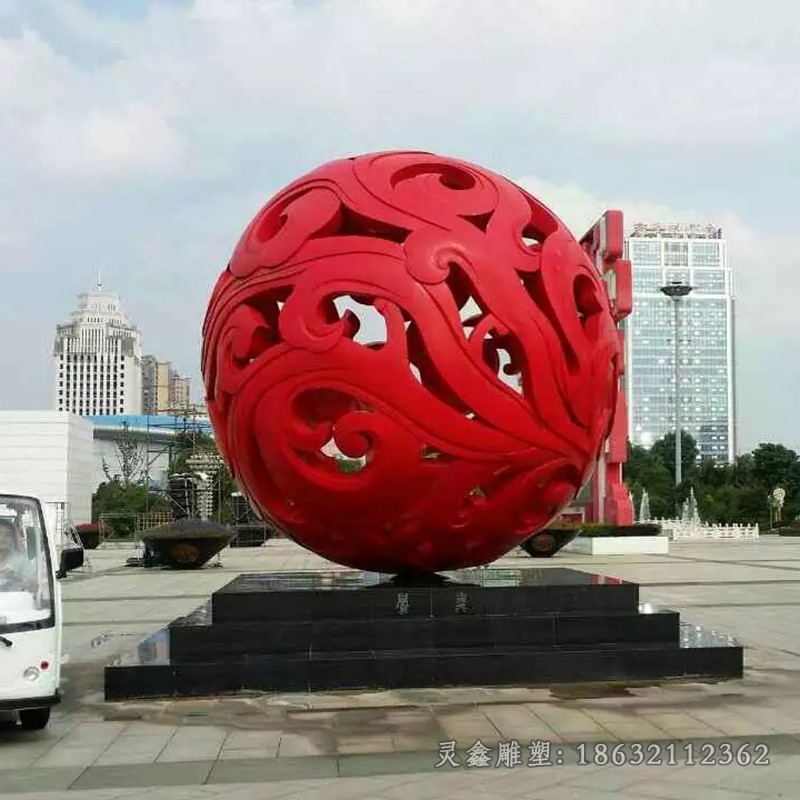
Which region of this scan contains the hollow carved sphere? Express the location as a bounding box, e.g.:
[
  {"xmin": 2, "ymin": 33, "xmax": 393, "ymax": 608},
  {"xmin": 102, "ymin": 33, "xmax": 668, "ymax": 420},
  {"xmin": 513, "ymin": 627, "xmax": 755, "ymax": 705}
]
[{"xmin": 202, "ymin": 151, "xmax": 622, "ymax": 573}]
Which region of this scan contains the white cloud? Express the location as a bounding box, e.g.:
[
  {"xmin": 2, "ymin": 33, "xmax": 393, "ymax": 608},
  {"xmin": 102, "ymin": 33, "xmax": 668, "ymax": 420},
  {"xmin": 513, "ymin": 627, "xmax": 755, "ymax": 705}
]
[
  {"xmin": 3, "ymin": 0, "xmax": 800, "ymax": 185},
  {"xmin": 0, "ymin": 0, "xmax": 797, "ymax": 452},
  {"xmin": 516, "ymin": 175, "xmax": 795, "ymax": 336},
  {"xmin": 515, "ymin": 177, "xmax": 697, "ymax": 241},
  {"xmin": 32, "ymin": 105, "xmax": 184, "ymax": 176}
]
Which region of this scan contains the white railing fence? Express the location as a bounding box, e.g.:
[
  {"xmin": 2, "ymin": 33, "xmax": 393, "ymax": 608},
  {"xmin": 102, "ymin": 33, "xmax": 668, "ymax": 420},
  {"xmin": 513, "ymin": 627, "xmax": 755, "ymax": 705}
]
[{"xmin": 652, "ymin": 518, "xmax": 759, "ymax": 541}]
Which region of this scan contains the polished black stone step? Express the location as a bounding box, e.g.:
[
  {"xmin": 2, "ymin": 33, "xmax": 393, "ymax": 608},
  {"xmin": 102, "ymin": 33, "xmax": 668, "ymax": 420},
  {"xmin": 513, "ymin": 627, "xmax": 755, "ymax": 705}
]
[
  {"xmin": 211, "ymin": 568, "xmax": 639, "ymax": 623},
  {"xmin": 168, "ymin": 605, "xmax": 681, "ymax": 661},
  {"xmin": 104, "ymin": 567, "xmax": 744, "ymax": 701},
  {"xmin": 104, "ymin": 621, "xmax": 743, "ymax": 701}
]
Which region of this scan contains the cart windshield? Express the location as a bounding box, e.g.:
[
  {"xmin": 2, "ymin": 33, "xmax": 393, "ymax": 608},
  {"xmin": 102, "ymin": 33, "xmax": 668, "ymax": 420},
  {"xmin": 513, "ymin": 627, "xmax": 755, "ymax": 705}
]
[{"xmin": 0, "ymin": 495, "xmax": 55, "ymax": 633}]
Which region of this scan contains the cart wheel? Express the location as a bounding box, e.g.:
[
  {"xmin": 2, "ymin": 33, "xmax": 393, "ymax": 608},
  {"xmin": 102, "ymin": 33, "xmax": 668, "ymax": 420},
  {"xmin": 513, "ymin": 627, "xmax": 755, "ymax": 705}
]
[{"xmin": 18, "ymin": 707, "xmax": 50, "ymax": 731}]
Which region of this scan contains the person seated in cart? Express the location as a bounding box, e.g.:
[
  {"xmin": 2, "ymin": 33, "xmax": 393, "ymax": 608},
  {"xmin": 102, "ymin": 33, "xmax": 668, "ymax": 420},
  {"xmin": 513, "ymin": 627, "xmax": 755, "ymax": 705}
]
[{"xmin": 0, "ymin": 517, "xmax": 37, "ymax": 593}]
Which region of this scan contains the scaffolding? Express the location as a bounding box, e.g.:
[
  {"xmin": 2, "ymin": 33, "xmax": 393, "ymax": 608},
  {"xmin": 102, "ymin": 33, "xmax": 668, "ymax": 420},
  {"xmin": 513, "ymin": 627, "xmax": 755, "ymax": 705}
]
[
  {"xmin": 140, "ymin": 406, "xmax": 212, "ymax": 501},
  {"xmin": 96, "ymin": 406, "xmax": 276, "ymax": 544},
  {"xmin": 97, "ymin": 407, "xmax": 215, "ymax": 539}
]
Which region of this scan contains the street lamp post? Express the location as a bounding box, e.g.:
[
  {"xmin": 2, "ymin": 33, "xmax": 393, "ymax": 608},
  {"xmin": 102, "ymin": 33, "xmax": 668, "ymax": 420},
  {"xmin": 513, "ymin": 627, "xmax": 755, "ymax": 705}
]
[{"xmin": 660, "ymin": 280, "xmax": 693, "ymax": 490}]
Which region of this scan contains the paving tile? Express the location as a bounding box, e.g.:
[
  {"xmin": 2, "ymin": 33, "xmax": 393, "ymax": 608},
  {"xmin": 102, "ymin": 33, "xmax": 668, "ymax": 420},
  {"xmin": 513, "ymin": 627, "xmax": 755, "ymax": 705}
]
[
  {"xmin": 271, "ymin": 776, "xmax": 401, "ymax": 800},
  {"xmin": 557, "ymin": 729, "xmax": 617, "ymax": 743},
  {"xmin": 70, "ymin": 760, "xmax": 215, "ymax": 791},
  {"xmin": 35, "ymin": 745, "xmax": 108, "ymax": 768},
  {"xmin": 154, "ymin": 726, "xmax": 227, "ymax": 762},
  {"xmin": 686, "ymin": 709, "xmax": 766, "ymax": 737},
  {"xmin": 337, "ymin": 734, "xmax": 396, "ymax": 753},
  {"xmin": 0, "ymin": 739, "xmax": 61, "ymax": 769},
  {"xmin": 197, "ymin": 784, "xmax": 322, "ymax": 800},
  {"xmin": 166, "ymin": 725, "xmax": 229, "ymax": 743},
  {"xmin": 94, "ymin": 736, "xmax": 169, "ymax": 766},
  {"xmin": 478, "ymin": 705, "xmax": 553, "ymax": 741},
  {"xmin": 563, "ymin": 763, "xmax": 691, "ymax": 791},
  {"xmin": 530, "ymin": 705, "xmax": 607, "ymax": 736},
  {"xmin": 0, "ymin": 765, "xmax": 86, "ymax": 793},
  {"xmin": 645, "ymin": 762, "xmax": 766, "ymax": 789},
  {"xmin": 103, "ymin": 733, "xmax": 173, "ymax": 752},
  {"xmin": 277, "ymin": 733, "xmax": 329, "ymax": 757},
  {"xmin": 642, "ymin": 783, "xmax": 764, "ymax": 800},
  {"xmin": 518, "ymin": 787, "xmax": 625, "ymax": 800},
  {"xmin": 122, "ymin": 722, "xmax": 179, "ymax": 737},
  {"xmin": 59, "ymin": 721, "xmax": 125, "ymax": 748},
  {"xmin": 713, "ymin": 753, "xmax": 800, "ymax": 791},
  {"xmin": 461, "ymin": 765, "xmax": 575, "ymax": 793},
  {"xmin": 218, "ymin": 747, "xmax": 279, "ymax": 760},
  {"xmin": 587, "ymin": 718, "xmax": 670, "ymax": 742},
  {"xmin": 390, "ymin": 734, "xmax": 441, "ymax": 753},
  {"xmin": 207, "ymin": 755, "xmax": 338, "ymax": 783},
  {"xmin": 377, "ymin": 775, "xmax": 473, "ymax": 799},
  {"xmin": 337, "ymin": 751, "xmax": 439, "ymax": 778},
  {"xmin": 157, "ymin": 745, "xmax": 223, "ymax": 763},
  {"xmin": 93, "ymin": 752, "xmax": 162, "ymax": 767},
  {"xmin": 223, "ymin": 729, "xmax": 282, "ymax": 750},
  {"xmin": 732, "ymin": 705, "xmax": 800, "ymax": 734},
  {"xmin": 635, "ymin": 712, "xmax": 723, "ymax": 739},
  {"xmin": 114, "ymin": 788, "xmax": 214, "ymax": 800},
  {"xmin": 581, "ymin": 706, "xmax": 638, "ymax": 724}
]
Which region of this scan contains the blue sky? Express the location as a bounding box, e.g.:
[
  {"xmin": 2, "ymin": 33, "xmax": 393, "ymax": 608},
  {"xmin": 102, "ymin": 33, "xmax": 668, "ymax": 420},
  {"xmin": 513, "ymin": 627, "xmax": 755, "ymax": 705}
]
[{"xmin": 1, "ymin": 0, "xmax": 798, "ymax": 452}]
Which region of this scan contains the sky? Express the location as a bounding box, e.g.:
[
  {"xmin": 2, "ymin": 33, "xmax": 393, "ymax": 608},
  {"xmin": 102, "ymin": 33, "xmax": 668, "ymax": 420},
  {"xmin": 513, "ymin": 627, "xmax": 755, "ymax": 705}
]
[{"xmin": 0, "ymin": 0, "xmax": 797, "ymax": 453}]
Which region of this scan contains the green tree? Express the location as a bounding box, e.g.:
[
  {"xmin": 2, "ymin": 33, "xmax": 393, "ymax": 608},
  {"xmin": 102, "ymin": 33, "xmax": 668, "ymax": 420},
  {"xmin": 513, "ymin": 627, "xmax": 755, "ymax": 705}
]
[
  {"xmin": 92, "ymin": 480, "xmax": 169, "ymax": 538},
  {"xmin": 625, "ymin": 436, "xmax": 799, "ymax": 528},
  {"xmin": 749, "ymin": 443, "xmax": 800, "ymax": 525},
  {"xmin": 650, "ymin": 431, "xmax": 698, "ymax": 485},
  {"xmin": 734, "ymin": 484, "xmax": 774, "ymax": 524},
  {"xmin": 731, "ymin": 453, "xmax": 755, "ymax": 486},
  {"xmin": 751, "ymin": 443, "xmax": 798, "ymax": 489},
  {"xmin": 624, "ymin": 443, "xmax": 674, "ymax": 519},
  {"xmin": 101, "ymin": 422, "xmax": 145, "ymax": 486}
]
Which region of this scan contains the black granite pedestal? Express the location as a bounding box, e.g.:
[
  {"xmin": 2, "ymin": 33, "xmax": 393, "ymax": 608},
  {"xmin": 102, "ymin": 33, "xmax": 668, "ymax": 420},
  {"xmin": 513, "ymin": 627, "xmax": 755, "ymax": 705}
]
[{"xmin": 104, "ymin": 567, "xmax": 743, "ymax": 700}]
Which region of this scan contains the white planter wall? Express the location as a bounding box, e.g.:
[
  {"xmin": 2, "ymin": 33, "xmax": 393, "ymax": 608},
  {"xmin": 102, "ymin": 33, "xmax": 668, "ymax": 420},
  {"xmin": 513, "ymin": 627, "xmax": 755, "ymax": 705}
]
[{"xmin": 565, "ymin": 535, "xmax": 670, "ymax": 555}]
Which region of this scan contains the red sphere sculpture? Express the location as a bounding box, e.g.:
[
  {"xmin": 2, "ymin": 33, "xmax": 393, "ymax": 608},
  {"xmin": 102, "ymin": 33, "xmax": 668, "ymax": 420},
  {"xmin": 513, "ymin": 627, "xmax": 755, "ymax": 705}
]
[{"xmin": 202, "ymin": 151, "xmax": 622, "ymax": 573}]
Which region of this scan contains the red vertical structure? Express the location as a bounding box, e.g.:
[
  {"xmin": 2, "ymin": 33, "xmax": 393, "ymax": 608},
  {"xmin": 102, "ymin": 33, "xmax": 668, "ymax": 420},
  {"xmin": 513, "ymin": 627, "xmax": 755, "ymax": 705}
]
[{"xmin": 580, "ymin": 211, "xmax": 634, "ymax": 525}]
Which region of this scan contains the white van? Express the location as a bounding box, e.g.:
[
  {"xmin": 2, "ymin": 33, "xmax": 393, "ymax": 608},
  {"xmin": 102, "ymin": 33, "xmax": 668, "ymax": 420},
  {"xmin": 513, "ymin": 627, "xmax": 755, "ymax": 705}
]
[{"xmin": 0, "ymin": 492, "xmax": 82, "ymax": 730}]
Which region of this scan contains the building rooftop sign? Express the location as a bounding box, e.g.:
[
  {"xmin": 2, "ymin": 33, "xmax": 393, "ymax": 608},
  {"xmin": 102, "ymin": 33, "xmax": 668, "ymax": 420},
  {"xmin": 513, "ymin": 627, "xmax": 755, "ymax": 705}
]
[{"xmin": 629, "ymin": 222, "xmax": 722, "ymax": 240}]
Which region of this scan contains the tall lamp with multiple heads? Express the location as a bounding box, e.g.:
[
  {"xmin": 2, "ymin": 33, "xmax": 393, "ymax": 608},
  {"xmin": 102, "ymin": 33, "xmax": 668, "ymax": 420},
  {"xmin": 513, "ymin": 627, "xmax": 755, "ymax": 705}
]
[{"xmin": 660, "ymin": 280, "xmax": 693, "ymax": 489}]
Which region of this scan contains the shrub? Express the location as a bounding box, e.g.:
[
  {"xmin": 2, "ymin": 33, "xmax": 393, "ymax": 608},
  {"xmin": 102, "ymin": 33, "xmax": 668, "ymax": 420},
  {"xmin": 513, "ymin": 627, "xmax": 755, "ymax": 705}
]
[{"xmin": 577, "ymin": 522, "xmax": 662, "ymax": 538}]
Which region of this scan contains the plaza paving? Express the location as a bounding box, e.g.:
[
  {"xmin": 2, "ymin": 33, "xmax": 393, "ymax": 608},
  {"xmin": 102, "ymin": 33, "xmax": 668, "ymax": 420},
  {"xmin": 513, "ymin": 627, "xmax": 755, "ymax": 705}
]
[{"xmin": 3, "ymin": 537, "xmax": 800, "ymax": 798}]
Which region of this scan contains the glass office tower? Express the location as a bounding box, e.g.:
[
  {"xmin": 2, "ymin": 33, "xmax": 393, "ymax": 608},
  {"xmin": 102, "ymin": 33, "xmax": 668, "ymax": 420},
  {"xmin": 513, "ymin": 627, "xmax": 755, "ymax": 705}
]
[{"xmin": 625, "ymin": 223, "xmax": 736, "ymax": 464}]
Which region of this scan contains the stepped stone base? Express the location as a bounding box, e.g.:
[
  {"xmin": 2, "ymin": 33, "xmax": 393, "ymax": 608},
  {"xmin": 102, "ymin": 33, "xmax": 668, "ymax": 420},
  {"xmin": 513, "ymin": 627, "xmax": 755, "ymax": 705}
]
[{"xmin": 105, "ymin": 567, "xmax": 743, "ymax": 700}]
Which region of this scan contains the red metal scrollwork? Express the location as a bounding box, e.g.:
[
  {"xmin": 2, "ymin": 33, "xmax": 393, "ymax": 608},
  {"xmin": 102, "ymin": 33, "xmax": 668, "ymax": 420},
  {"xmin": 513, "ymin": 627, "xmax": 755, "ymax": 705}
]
[{"xmin": 201, "ymin": 151, "xmax": 624, "ymax": 573}]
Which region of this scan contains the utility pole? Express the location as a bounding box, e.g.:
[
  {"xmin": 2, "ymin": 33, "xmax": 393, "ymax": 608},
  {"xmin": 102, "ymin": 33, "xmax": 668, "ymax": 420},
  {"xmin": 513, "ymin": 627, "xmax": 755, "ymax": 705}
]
[{"xmin": 660, "ymin": 281, "xmax": 693, "ymax": 492}]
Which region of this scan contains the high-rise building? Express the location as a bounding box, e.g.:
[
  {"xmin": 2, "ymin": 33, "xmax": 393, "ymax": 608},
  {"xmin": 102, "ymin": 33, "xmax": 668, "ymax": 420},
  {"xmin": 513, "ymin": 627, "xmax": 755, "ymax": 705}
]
[
  {"xmin": 141, "ymin": 356, "xmax": 192, "ymax": 415},
  {"xmin": 625, "ymin": 223, "xmax": 736, "ymax": 464},
  {"xmin": 170, "ymin": 374, "xmax": 191, "ymax": 410},
  {"xmin": 53, "ymin": 279, "xmax": 142, "ymax": 417}
]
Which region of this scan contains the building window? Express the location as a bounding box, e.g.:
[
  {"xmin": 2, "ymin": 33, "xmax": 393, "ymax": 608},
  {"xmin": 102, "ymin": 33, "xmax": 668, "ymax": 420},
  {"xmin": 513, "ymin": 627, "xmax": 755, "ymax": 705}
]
[
  {"xmin": 630, "ymin": 240, "xmax": 661, "ymax": 266},
  {"xmin": 633, "ymin": 269, "xmax": 664, "ymax": 293},
  {"xmin": 666, "ymin": 268, "xmax": 690, "ymax": 284},
  {"xmin": 692, "ymin": 241, "xmax": 721, "ymax": 267},
  {"xmin": 664, "ymin": 241, "xmax": 689, "ymax": 267},
  {"xmin": 692, "ymin": 269, "xmax": 726, "ymax": 294}
]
